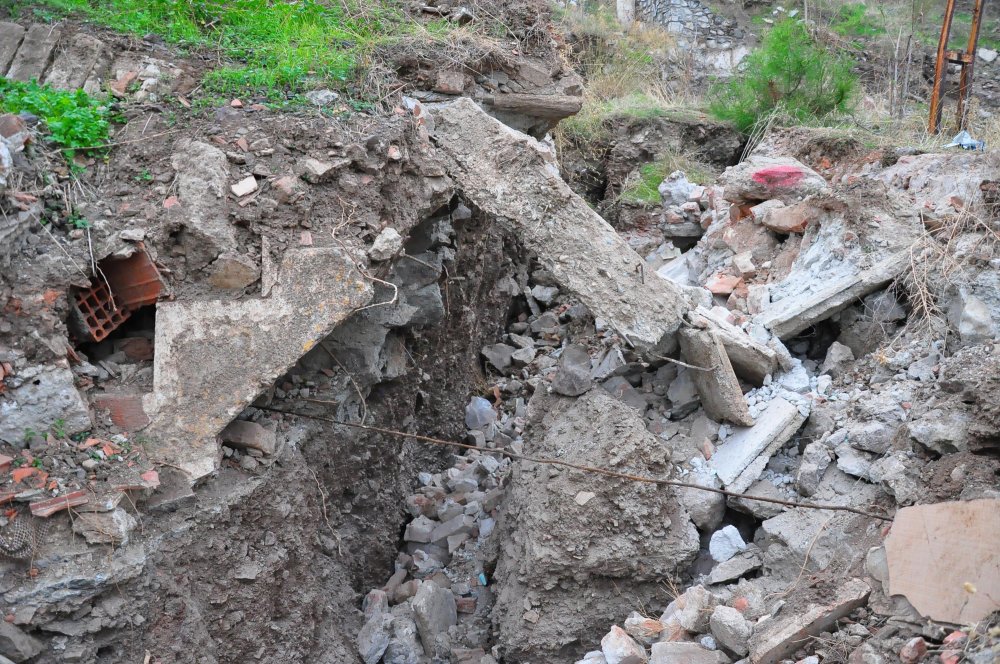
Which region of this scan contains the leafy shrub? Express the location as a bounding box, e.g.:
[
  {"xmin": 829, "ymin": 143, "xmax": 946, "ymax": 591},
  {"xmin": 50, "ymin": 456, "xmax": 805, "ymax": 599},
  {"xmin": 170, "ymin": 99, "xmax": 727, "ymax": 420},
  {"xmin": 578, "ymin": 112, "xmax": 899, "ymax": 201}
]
[
  {"xmin": 0, "ymin": 79, "xmax": 110, "ymax": 157},
  {"xmin": 709, "ymin": 19, "xmax": 857, "ymax": 133}
]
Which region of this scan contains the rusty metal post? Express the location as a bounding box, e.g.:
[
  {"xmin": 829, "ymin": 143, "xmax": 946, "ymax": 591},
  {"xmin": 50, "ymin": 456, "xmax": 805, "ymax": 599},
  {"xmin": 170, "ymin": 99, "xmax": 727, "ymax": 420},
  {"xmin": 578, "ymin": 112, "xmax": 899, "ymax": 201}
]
[
  {"xmin": 929, "ymin": 0, "xmax": 957, "ymax": 134},
  {"xmin": 956, "ymin": 0, "xmax": 986, "ymax": 129}
]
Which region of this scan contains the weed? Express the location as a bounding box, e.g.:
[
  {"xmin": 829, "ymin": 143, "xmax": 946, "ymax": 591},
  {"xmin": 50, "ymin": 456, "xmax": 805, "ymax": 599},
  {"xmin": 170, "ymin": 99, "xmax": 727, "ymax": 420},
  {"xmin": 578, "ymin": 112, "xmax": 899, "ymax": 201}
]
[
  {"xmin": 135, "ymin": 169, "xmax": 153, "ymax": 182},
  {"xmin": 22, "ymin": 428, "xmax": 38, "ymax": 444},
  {"xmin": 51, "ymin": 418, "xmax": 68, "ymax": 439},
  {"xmin": 709, "ymin": 19, "xmax": 857, "ymax": 133},
  {"xmin": 11, "ymin": 456, "xmax": 26, "ymax": 468},
  {"xmin": 19, "ymin": 0, "xmax": 413, "ymax": 98},
  {"xmin": 68, "ymin": 213, "xmax": 91, "ymax": 229},
  {"xmin": 830, "ymin": 3, "xmax": 886, "ymax": 39},
  {"xmin": 31, "ymin": 458, "xmax": 43, "ymax": 469},
  {"xmin": 0, "ymin": 78, "xmax": 110, "ymax": 159}
]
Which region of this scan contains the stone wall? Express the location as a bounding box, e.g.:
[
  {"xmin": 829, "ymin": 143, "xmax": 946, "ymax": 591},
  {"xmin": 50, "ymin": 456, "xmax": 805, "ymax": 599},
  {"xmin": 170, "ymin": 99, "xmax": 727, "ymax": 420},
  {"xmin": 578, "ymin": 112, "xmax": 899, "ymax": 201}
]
[{"xmin": 636, "ymin": 0, "xmax": 745, "ymax": 48}]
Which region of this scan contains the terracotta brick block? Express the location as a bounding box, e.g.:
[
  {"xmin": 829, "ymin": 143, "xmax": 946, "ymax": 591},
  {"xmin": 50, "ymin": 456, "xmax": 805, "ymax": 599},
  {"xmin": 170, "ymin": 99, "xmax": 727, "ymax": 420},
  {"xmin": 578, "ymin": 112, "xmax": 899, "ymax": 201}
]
[
  {"xmin": 93, "ymin": 393, "xmax": 150, "ymax": 431},
  {"xmin": 30, "ymin": 489, "xmax": 89, "ymax": 517}
]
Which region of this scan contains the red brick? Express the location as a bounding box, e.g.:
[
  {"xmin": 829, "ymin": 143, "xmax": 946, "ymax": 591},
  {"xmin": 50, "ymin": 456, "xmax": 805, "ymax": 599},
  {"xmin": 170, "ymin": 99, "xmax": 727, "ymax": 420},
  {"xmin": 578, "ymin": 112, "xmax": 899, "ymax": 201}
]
[
  {"xmin": 30, "ymin": 490, "xmax": 89, "ymax": 517},
  {"xmin": 12, "ymin": 467, "xmax": 47, "ymax": 487},
  {"xmin": 0, "ymin": 113, "xmax": 27, "ymax": 139},
  {"xmin": 0, "ymin": 454, "xmax": 12, "ymax": 473},
  {"xmin": 705, "ymin": 273, "xmax": 743, "ymax": 295},
  {"xmin": 93, "ymin": 393, "xmax": 151, "ymax": 431},
  {"xmin": 455, "ymin": 596, "xmax": 477, "ymax": 614}
]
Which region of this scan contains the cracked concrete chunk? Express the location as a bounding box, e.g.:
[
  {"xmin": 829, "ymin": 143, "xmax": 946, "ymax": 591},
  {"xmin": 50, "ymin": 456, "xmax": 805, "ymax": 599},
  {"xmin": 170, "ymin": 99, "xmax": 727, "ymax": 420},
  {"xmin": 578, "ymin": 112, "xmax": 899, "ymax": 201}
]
[
  {"xmin": 0, "ymin": 361, "xmax": 90, "ymax": 446},
  {"xmin": 42, "ymin": 32, "xmax": 107, "ymax": 90},
  {"xmin": 748, "ymin": 579, "xmax": 870, "ymax": 664},
  {"xmin": 431, "ymin": 98, "xmax": 686, "ymax": 349},
  {"xmin": 0, "ymin": 23, "xmax": 26, "ymax": 75},
  {"xmin": 0, "ymin": 621, "xmax": 43, "ymax": 663},
  {"xmin": 169, "ymin": 139, "xmax": 237, "ymax": 270},
  {"xmin": 679, "ymin": 328, "xmax": 753, "ymax": 426},
  {"xmin": 145, "ymin": 247, "xmax": 371, "ymax": 480},
  {"xmin": 6, "ymin": 24, "xmax": 61, "ymax": 82},
  {"xmin": 885, "ymin": 499, "xmax": 1000, "ymax": 624}
]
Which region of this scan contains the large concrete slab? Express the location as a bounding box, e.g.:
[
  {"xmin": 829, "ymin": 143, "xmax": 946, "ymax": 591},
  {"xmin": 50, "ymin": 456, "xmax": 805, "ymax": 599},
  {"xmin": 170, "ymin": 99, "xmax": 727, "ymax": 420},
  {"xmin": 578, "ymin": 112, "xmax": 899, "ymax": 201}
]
[
  {"xmin": 431, "ymin": 98, "xmax": 687, "ymax": 349},
  {"xmin": 43, "ymin": 32, "xmax": 107, "ymax": 90},
  {"xmin": 6, "ymin": 24, "xmax": 61, "ymax": 82},
  {"xmin": 691, "ymin": 306, "xmax": 777, "ymax": 385},
  {"xmin": 144, "ymin": 247, "xmax": 372, "ymax": 480},
  {"xmin": 709, "ymin": 397, "xmax": 804, "ymax": 490},
  {"xmin": 755, "ymin": 252, "xmax": 909, "ymax": 339},
  {"xmin": 0, "ymin": 22, "xmax": 26, "ymax": 76}
]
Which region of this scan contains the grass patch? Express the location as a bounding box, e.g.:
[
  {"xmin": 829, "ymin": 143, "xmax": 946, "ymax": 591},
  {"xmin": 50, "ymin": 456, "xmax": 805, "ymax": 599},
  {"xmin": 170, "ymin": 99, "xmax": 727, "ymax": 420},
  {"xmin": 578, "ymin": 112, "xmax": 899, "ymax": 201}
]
[
  {"xmin": 830, "ymin": 3, "xmax": 886, "ymax": 39},
  {"xmin": 0, "ymin": 78, "xmax": 110, "ymax": 158},
  {"xmin": 14, "ymin": 0, "xmax": 411, "ymax": 99},
  {"xmin": 619, "ymin": 155, "xmax": 713, "ymax": 206}
]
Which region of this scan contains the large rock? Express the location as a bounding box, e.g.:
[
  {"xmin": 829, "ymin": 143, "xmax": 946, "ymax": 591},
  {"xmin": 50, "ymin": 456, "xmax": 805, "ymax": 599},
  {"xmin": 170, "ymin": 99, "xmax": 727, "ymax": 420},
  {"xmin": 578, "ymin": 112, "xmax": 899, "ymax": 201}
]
[
  {"xmin": 168, "ymin": 140, "xmax": 237, "ymax": 270},
  {"xmin": 720, "ymin": 156, "xmax": 828, "ymax": 204},
  {"xmin": 552, "ymin": 344, "xmax": 594, "ymax": 396},
  {"xmin": 145, "ymin": 248, "xmax": 371, "ymax": 480},
  {"xmin": 0, "ymin": 622, "xmax": 43, "ymax": 663},
  {"xmin": 709, "ymin": 606, "xmax": 751, "ymax": 657},
  {"xmin": 679, "ymin": 328, "xmax": 753, "ymax": 426},
  {"xmin": 491, "ymin": 391, "xmax": 699, "ymax": 661},
  {"xmin": 709, "ymin": 397, "xmax": 805, "ymax": 492},
  {"xmin": 649, "ymin": 642, "xmax": 730, "ymax": 664},
  {"xmin": 411, "ymin": 580, "xmax": 457, "ymax": 658},
  {"xmin": 0, "ymin": 360, "xmax": 90, "ymax": 446}
]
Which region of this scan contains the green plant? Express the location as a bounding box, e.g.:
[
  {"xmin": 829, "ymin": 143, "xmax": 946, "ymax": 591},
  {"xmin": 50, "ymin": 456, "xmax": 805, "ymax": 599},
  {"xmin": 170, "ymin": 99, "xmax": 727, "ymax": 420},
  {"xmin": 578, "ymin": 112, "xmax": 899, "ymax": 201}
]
[
  {"xmin": 136, "ymin": 169, "xmax": 152, "ymax": 182},
  {"xmin": 51, "ymin": 418, "xmax": 67, "ymax": 439},
  {"xmin": 0, "ymin": 79, "xmax": 110, "ymax": 159},
  {"xmin": 620, "ymin": 156, "xmax": 713, "ymax": 205},
  {"xmin": 31, "ymin": 458, "xmax": 43, "ymax": 468},
  {"xmin": 23, "ymin": 428, "xmax": 38, "ymax": 444},
  {"xmin": 830, "ymin": 3, "xmax": 885, "ymax": 39},
  {"xmin": 11, "ymin": 457, "xmax": 26, "ymax": 468},
  {"xmin": 69, "ymin": 214, "xmax": 91, "ymax": 230},
  {"xmin": 709, "ymin": 19, "xmax": 857, "ymax": 133}
]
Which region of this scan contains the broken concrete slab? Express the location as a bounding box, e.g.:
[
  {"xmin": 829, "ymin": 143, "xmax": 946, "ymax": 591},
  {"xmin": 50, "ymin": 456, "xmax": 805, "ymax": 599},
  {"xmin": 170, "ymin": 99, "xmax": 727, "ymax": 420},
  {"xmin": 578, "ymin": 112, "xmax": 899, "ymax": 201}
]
[
  {"xmin": 219, "ymin": 420, "xmax": 276, "ymax": 455},
  {"xmin": 690, "ymin": 307, "xmax": 778, "ymax": 385},
  {"xmin": 884, "ymin": 499, "xmax": 1000, "ymax": 624},
  {"xmin": 709, "ymin": 397, "xmax": 804, "ymax": 491},
  {"xmin": 0, "ymin": 23, "xmax": 26, "ymax": 76},
  {"xmin": 748, "ymin": 578, "xmax": 870, "ymax": 664},
  {"xmin": 0, "ymin": 361, "xmax": 91, "ymax": 446},
  {"xmin": 679, "ymin": 328, "xmax": 753, "ymax": 426},
  {"xmin": 649, "ymin": 641, "xmax": 729, "ymax": 664},
  {"xmin": 6, "ymin": 24, "xmax": 60, "ymax": 82},
  {"xmin": 42, "ymin": 32, "xmax": 107, "ymax": 90},
  {"xmin": 431, "ymin": 98, "xmax": 687, "ymax": 350},
  {"xmin": 144, "ymin": 247, "xmax": 371, "ymax": 480}
]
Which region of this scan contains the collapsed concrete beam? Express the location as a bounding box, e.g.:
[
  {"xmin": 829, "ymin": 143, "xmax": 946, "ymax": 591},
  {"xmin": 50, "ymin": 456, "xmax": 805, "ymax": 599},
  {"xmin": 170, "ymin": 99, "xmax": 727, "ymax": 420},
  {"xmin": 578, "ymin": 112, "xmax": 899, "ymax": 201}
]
[
  {"xmin": 144, "ymin": 247, "xmax": 371, "ymax": 480},
  {"xmin": 430, "ymin": 98, "xmax": 687, "ymax": 349},
  {"xmin": 709, "ymin": 397, "xmax": 805, "ymax": 492},
  {"xmin": 755, "ymin": 252, "xmax": 909, "ymax": 339},
  {"xmin": 679, "ymin": 328, "xmax": 754, "ymax": 426}
]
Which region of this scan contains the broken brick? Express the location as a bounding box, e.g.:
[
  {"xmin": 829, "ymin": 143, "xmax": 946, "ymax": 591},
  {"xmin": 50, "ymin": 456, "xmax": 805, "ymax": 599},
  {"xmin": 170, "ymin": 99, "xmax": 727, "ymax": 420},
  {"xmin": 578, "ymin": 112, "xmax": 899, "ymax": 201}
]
[
  {"xmin": 30, "ymin": 490, "xmax": 89, "ymax": 517},
  {"xmin": 0, "ymin": 455, "xmax": 12, "ymax": 473},
  {"xmin": 11, "ymin": 467, "xmax": 48, "ymax": 488},
  {"xmin": 705, "ymin": 273, "xmax": 743, "ymax": 296},
  {"xmin": 92, "ymin": 393, "xmax": 151, "ymax": 431}
]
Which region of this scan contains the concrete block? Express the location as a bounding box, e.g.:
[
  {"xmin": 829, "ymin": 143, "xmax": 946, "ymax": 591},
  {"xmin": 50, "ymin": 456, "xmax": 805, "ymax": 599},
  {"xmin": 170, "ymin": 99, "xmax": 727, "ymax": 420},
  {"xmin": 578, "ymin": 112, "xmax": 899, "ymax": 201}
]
[
  {"xmin": 42, "ymin": 32, "xmax": 107, "ymax": 90},
  {"xmin": 145, "ymin": 247, "xmax": 371, "ymax": 480},
  {"xmin": 679, "ymin": 328, "xmax": 753, "ymax": 426},
  {"xmin": 6, "ymin": 24, "xmax": 60, "ymax": 82},
  {"xmin": 0, "ymin": 22, "xmax": 26, "ymax": 76}
]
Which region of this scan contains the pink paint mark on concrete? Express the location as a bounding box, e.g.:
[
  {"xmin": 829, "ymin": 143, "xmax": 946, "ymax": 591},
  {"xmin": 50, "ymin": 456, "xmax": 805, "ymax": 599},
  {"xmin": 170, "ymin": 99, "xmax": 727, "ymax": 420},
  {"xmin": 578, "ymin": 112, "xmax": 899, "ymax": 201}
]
[{"xmin": 751, "ymin": 165, "xmax": 804, "ymax": 188}]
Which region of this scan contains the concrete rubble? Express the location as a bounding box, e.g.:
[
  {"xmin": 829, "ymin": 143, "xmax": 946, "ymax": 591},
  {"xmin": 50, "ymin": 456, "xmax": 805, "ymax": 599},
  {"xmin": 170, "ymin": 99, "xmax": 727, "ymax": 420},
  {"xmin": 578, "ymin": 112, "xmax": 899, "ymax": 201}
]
[{"xmin": 1, "ymin": 11, "xmax": 1000, "ymax": 664}]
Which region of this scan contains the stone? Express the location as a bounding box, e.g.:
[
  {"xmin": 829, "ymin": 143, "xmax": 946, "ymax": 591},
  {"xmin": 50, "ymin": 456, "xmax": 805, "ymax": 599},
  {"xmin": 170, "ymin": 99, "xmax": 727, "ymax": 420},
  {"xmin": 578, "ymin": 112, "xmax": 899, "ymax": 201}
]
[
  {"xmin": 71, "ymin": 508, "xmax": 137, "ymax": 544},
  {"xmin": 482, "ymin": 343, "xmax": 516, "ymax": 371},
  {"xmin": 6, "ymin": 24, "xmax": 61, "ymax": 82},
  {"xmin": 411, "ymin": 581, "xmax": 457, "ymax": 656},
  {"xmin": 709, "ymin": 397, "xmax": 805, "ymax": 491},
  {"xmin": 899, "ymin": 637, "xmax": 926, "ymax": 664},
  {"xmin": 552, "ymin": 344, "xmax": 594, "ymax": 396},
  {"xmin": 821, "ymin": 342, "xmax": 855, "ymax": 378},
  {"xmin": 677, "ymin": 470, "xmax": 726, "ymax": 531},
  {"xmin": 673, "ymin": 585, "xmax": 719, "ymax": 633},
  {"xmin": 300, "ymin": 157, "xmax": 346, "ymax": 183},
  {"xmin": 0, "ymin": 361, "xmax": 91, "ymax": 446},
  {"xmin": 658, "ymin": 171, "xmax": 695, "ymax": 207},
  {"xmin": 601, "ymin": 625, "xmax": 647, "ymax": 664},
  {"xmin": 369, "ymin": 227, "xmax": 403, "ymax": 262},
  {"xmin": 0, "ymin": 622, "xmax": 41, "ymax": 662},
  {"xmin": 208, "ymin": 252, "xmax": 259, "ymax": 290},
  {"xmin": 404, "ymin": 515, "xmax": 436, "ymax": 543},
  {"xmin": 948, "ymin": 292, "xmax": 995, "ymax": 343},
  {"xmin": 709, "ymin": 525, "xmax": 747, "ymax": 562},
  {"xmin": 760, "ymin": 202, "xmax": 815, "ymax": 234},
  {"xmin": 624, "ymin": 612, "xmax": 665, "ymax": 645},
  {"xmin": 649, "ymin": 641, "xmax": 730, "ymax": 664},
  {"xmin": 978, "ymin": 47, "xmax": 998, "ymax": 63},
  {"xmin": 667, "ymin": 368, "xmax": 699, "ymax": 417},
  {"xmin": 732, "ymin": 252, "xmax": 755, "ymax": 277},
  {"xmin": 906, "ymin": 409, "xmax": 970, "ymax": 454},
  {"xmin": 885, "ymin": 499, "xmax": 1000, "ymax": 624},
  {"xmin": 305, "ymin": 89, "xmax": 340, "ymax": 106},
  {"xmin": 867, "ymin": 452, "xmax": 921, "ymax": 505},
  {"xmin": 707, "ymin": 547, "xmax": 762, "ymax": 584},
  {"xmin": 431, "ymin": 99, "xmax": 687, "ymax": 349},
  {"xmin": 230, "ymin": 175, "xmax": 258, "ymax": 197},
  {"xmin": 795, "ymin": 442, "xmax": 832, "ymax": 497},
  {"xmin": 146, "ymin": 247, "xmax": 370, "ymax": 480},
  {"xmin": 0, "ymin": 23, "xmax": 26, "ymax": 76},
  {"xmin": 705, "ymin": 273, "xmax": 743, "ymax": 295},
  {"xmin": 720, "ymin": 156, "xmax": 829, "ymax": 204},
  {"xmin": 834, "ymin": 442, "xmax": 873, "ymax": 479},
  {"xmin": 434, "ymin": 70, "xmax": 466, "ymax": 94},
  {"xmin": 169, "ymin": 140, "xmax": 238, "ymax": 270},
  {"xmin": 219, "ymin": 420, "xmax": 276, "ymax": 455},
  {"xmin": 679, "ymin": 328, "xmax": 753, "ymax": 426},
  {"xmin": 358, "ymin": 611, "xmax": 393, "ymax": 664},
  {"xmin": 531, "ymin": 285, "xmax": 560, "ymax": 304},
  {"xmin": 690, "ymin": 308, "xmax": 778, "ymax": 385},
  {"xmin": 709, "ymin": 606, "xmax": 751, "ymax": 656},
  {"xmin": 748, "ymin": 578, "xmax": 870, "ymax": 664}
]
